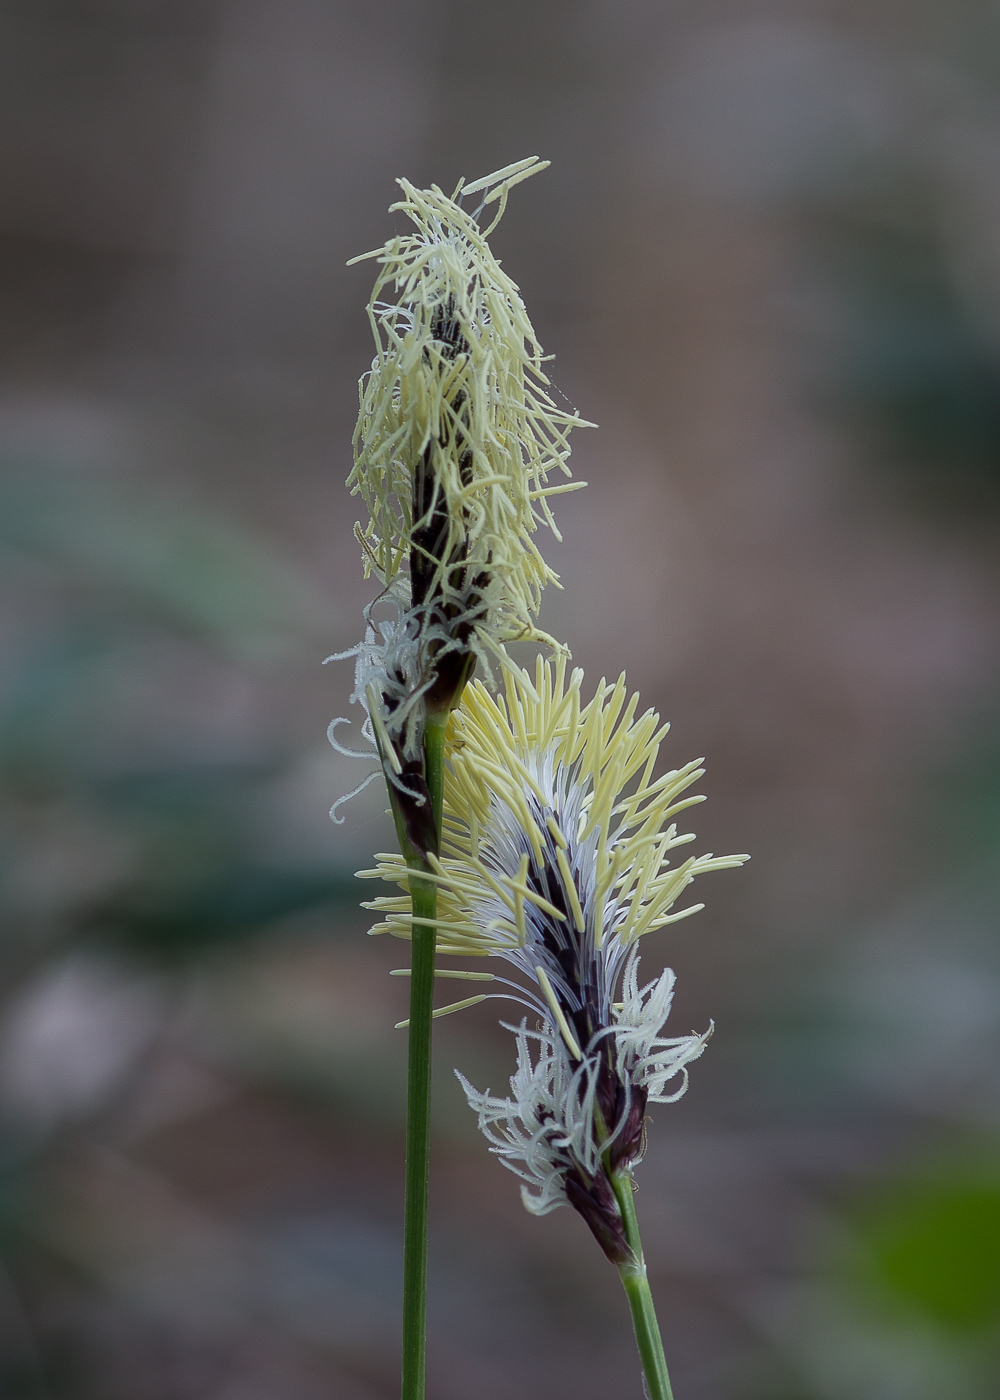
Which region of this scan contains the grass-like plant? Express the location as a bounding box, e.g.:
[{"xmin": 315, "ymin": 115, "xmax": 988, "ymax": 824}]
[{"xmin": 334, "ymin": 159, "xmax": 746, "ymax": 1400}]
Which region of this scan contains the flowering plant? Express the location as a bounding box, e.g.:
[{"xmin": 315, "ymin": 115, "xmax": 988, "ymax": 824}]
[{"xmin": 335, "ymin": 161, "xmax": 746, "ymax": 1400}]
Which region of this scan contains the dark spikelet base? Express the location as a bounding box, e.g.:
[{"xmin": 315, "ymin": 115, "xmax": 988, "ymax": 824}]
[
  {"xmin": 560, "ymin": 1170, "xmax": 630, "ymax": 1271},
  {"xmin": 605, "ymin": 1081, "xmax": 648, "ymax": 1173},
  {"xmin": 422, "ymin": 643, "xmax": 479, "ymax": 715},
  {"xmin": 392, "ymin": 760, "xmax": 438, "ymax": 860},
  {"xmin": 564, "ymin": 1168, "xmax": 633, "ymax": 1267}
]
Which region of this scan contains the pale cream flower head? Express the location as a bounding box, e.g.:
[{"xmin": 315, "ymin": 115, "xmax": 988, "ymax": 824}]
[
  {"xmin": 358, "ymin": 658, "xmax": 748, "ymax": 1254},
  {"xmin": 347, "ymin": 157, "xmax": 589, "ymax": 663}
]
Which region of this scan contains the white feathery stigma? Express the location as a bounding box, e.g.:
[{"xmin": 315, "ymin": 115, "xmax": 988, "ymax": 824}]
[{"xmin": 324, "ymin": 575, "xmax": 431, "ymax": 823}]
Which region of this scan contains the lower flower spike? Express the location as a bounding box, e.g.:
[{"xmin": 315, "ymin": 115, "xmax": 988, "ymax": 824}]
[{"xmin": 359, "ymin": 656, "xmax": 748, "ymax": 1253}]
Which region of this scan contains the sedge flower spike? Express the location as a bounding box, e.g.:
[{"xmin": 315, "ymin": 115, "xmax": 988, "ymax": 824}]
[
  {"xmin": 348, "ymin": 156, "xmax": 587, "ymax": 678},
  {"xmin": 359, "ymin": 658, "xmax": 749, "ymax": 1262},
  {"xmin": 333, "ymin": 158, "xmax": 589, "ymax": 855}
]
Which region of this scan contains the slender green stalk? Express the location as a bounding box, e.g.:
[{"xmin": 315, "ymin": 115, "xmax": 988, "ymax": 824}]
[
  {"xmin": 400, "ymin": 710, "xmax": 448, "ymax": 1400},
  {"xmin": 611, "ymin": 1168, "xmax": 674, "ymax": 1400}
]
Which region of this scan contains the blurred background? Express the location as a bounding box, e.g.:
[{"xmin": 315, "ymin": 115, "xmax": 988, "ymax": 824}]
[{"xmin": 1, "ymin": 2, "xmax": 999, "ymax": 1397}]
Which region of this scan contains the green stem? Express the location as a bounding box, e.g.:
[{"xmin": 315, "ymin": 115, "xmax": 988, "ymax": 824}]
[
  {"xmin": 611, "ymin": 1168, "xmax": 674, "ymax": 1400},
  {"xmin": 399, "ymin": 710, "xmax": 448, "ymax": 1400}
]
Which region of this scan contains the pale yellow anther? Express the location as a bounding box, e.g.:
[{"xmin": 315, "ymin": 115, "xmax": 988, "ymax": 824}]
[
  {"xmin": 395, "ymin": 994, "xmax": 487, "ymax": 1029},
  {"xmin": 556, "ymin": 847, "xmax": 586, "ymax": 934},
  {"xmin": 534, "ymin": 966, "xmax": 583, "ymax": 1061},
  {"xmin": 390, "ymin": 968, "xmax": 494, "ymax": 981},
  {"xmin": 513, "ymin": 852, "xmax": 529, "ymax": 947},
  {"xmin": 545, "ymin": 815, "xmax": 568, "ymax": 849},
  {"xmin": 503, "ymin": 878, "xmax": 567, "ymax": 924}
]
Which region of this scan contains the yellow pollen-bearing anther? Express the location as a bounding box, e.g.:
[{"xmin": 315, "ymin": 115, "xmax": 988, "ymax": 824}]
[
  {"xmin": 513, "ymin": 852, "xmax": 529, "ymax": 947},
  {"xmin": 535, "ymin": 966, "xmax": 583, "ymax": 1062},
  {"xmin": 555, "ymin": 847, "xmax": 586, "ymax": 934},
  {"xmin": 395, "ymin": 994, "xmax": 487, "ymax": 1029},
  {"xmin": 390, "ymin": 969, "xmax": 495, "ymax": 981}
]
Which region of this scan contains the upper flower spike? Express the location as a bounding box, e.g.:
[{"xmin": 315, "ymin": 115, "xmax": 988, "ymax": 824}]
[{"xmin": 346, "ymin": 158, "xmax": 589, "ymax": 715}]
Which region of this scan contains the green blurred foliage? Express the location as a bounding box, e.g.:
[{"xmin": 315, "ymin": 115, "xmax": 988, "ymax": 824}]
[
  {"xmin": 0, "ymin": 459, "xmax": 348, "ymax": 964},
  {"xmin": 742, "ymin": 1150, "xmax": 1000, "ymax": 1400},
  {"xmin": 737, "ymin": 630, "xmax": 1000, "ymax": 1396},
  {"xmin": 87, "ymin": 769, "xmax": 355, "ymax": 963},
  {"xmin": 0, "ymin": 467, "xmax": 325, "ymax": 661},
  {"xmin": 851, "ymin": 1166, "xmax": 1000, "ymax": 1335},
  {"xmin": 0, "ymin": 455, "xmax": 361, "ymax": 1110},
  {"xmin": 811, "ymin": 172, "xmax": 1000, "ymax": 515},
  {"xmin": 935, "ymin": 722, "xmax": 1000, "ymax": 874}
]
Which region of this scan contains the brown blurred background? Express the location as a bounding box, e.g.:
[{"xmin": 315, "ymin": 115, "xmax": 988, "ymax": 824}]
[{"xmin": 1, "ymin": 2, "xmax": 1000, "ymax": 1397}]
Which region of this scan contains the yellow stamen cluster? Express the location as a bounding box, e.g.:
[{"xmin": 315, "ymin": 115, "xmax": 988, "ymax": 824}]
[
  {"xmin": 347, "ymin": 157, "xmax": 588, "ymax": 645},
  {"xmin": 357, "ymin": 657, "xmax": 748, "ymax": 968}
]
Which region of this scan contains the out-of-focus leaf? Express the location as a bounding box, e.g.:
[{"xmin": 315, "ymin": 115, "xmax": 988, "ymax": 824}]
[
  {"xmin": 0, "ymin": 465, "xmax": 329, "ymax": 659},
  {"xmin": 815, "ymin": 179, "xmax": 1000, "ymax": 512},
  {"xmin": 853, "ymin": 1171, "xmax": 1000, "ymax": 1335},
  {"xmin": 935, "ymin": 722, "xmax": 1000, "ymax": 871},
  {"xmin": 90, "ymin": 864, "xmax": 355, "ymax": 961}
]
